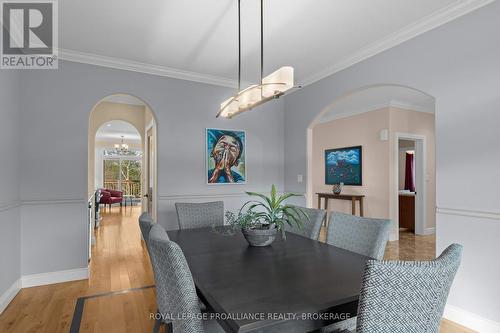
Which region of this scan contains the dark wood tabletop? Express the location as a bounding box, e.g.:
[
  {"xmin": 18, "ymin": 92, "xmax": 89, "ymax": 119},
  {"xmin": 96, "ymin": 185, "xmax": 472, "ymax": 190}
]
[{"xmin": 167, "ymin": 227, "xmax": 369, "ymax": 333}]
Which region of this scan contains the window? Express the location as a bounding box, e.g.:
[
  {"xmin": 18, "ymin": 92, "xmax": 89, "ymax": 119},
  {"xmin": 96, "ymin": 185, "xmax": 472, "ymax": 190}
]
[{"xmin": 103, "ymin": 157, "xmax": 142, "ymax": 198}]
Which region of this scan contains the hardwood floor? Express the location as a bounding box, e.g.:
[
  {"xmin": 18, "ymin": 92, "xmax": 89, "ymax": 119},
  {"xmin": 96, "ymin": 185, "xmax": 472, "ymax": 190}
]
[{"xmin": 0, "ymin": 207, "xmax": 474, "ymax": 332}]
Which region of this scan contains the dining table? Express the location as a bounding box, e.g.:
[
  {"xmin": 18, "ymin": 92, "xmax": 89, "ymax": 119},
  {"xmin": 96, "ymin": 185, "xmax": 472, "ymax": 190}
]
[{"xmin": 167, "ymin": 227, "xmax": 369, "ymax": 333}]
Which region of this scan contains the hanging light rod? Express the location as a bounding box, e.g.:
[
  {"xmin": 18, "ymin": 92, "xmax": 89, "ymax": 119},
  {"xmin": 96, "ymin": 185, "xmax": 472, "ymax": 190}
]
[{"xmin": 217, "ymin": 0, "xmax": 295, "ymax": 119}]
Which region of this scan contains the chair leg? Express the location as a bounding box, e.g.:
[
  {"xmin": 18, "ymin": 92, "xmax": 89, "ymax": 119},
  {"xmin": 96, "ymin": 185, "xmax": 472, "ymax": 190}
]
[
  {"xmin": 152, "ymin": 317, "xmax": 161, "ymax": 333},
  {"xmin": 152, "ymin": 319, "xmax": 172, "ymax": 333}
]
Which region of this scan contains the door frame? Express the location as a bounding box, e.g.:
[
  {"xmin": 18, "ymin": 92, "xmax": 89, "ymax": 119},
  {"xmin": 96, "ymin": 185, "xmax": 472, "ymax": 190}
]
[
  {"xmin": 393, "ymin": 133, "xmax": 426, "ymax": 239},
  {"xmin": 144, "ymin": 121, "xmax": 158, "ymax": 220}
]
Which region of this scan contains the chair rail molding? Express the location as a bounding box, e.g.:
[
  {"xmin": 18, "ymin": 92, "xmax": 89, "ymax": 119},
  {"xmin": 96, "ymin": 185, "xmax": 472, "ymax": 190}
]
[
  {"xmin": 21, "ymin": 198, "xmax": 87, "ymax": 206},
  {"xmin": 0, "ymin": 199, "xmax": 21, "ymax": 212},
  {"xmin": 437, "ymin": 206, "xmax": 500, "ymax": 221},
  {"xmin": 158, "ymin": 193, "xmax": 249, "ymax": 201}
]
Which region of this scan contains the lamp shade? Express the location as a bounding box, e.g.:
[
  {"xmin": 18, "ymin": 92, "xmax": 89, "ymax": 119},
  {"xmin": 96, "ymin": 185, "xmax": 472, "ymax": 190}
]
[{"xmin": 218, "ymin": 66, "xmax": 294, "ymax": 118}]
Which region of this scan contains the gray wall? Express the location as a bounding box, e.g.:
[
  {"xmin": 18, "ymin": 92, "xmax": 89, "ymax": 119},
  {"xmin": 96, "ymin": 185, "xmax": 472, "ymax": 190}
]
[
  {"xmin": 283, "ymin": 2, "xmax": 500, "ymax": 323},
  {"xmin": 0, "ymin": 71, "xmax": 21, "ymax": 297},
  {"xmin": 18, "ymin": 61, "xmax": 285, "ymax": 275}
]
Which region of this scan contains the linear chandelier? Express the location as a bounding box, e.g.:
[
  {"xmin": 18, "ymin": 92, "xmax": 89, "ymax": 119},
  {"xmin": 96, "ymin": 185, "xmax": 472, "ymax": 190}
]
[{"xmin": 217, "ymin": 0, "xmax": 294, "ymax": 119}]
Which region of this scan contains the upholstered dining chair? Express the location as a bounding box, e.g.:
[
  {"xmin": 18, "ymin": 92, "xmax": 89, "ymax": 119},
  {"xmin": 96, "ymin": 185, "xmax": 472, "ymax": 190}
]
[
  {"xmin": 322, "ymin": 243, "xmax": 463, "ymax": 333},
  {"xmin": 138, "ymin": 212, "xmax": 155, "ymax": 249},
  {"xmin": 284, "ymin": 206, "xmax": 326, "ymax": 240},
  {"xmin": 326, "ymin": 212, "xmax": 391, "ymax": 260},
  {"xmin": 175, "ymin": 201, "xmax": 224, "ymax": 230},
  {"xmin": 148, "ymin": 224, "xmax": 223, "ymax": 333}
]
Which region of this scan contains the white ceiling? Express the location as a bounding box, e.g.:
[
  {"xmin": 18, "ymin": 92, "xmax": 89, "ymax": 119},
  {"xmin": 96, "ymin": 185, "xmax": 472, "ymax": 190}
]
[
  {"xmin": 59, "ymin": 0, "xmax": 491, "ymax": 87},
  {"xmin": 317, "ymin": 85, "xmax": 435, "ymax": 124},
  {"xmin": 95, "ymin": 120, "xmax": 141, "ymax": 144}
]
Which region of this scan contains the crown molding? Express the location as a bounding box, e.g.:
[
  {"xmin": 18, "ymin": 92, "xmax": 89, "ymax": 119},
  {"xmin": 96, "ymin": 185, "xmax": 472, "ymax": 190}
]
[
  {"xmin": 58, "ymin": 1, "xmax": 492, "ymax": 90},
  {"xmin": 317, "ymin": 99, "xmax": 434, "ymax": 124},
  {"xmin": 58, "ymin": 48, "xmax": 238, "ymax": 88},
  {"xmin": 299, "ymin": 0, "xmax": 495, "ymax": 87},
  {"xmin": 389, "ymin": 100, "xmax": 434, "ymax": 114}
]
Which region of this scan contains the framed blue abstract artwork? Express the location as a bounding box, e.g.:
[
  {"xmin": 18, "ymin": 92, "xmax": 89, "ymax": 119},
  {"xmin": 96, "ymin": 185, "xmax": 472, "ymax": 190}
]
[
  {"xmin": 325, "ymin": 146, "xmax": 362, "ymax": 186},
  {"xmin": 206, "ymin": 128, "xmax": 246, "ymax": 184}
]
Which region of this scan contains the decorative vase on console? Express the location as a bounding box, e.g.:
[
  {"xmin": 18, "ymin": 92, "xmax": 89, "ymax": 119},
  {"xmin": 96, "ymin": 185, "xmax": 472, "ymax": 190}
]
[{"xmin": 332, "ymin": 182, "xmax": 343, "ymax": 195}]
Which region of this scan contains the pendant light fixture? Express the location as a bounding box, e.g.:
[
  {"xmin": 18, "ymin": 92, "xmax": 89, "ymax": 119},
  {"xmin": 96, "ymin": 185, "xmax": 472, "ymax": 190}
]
[
  {"xmin": 114, "ymin": 135, "xmax": 129, "ymax": 154},
  {"xmin": 217, "ymin": 0, "xmax": 294, "ymax": 119}
]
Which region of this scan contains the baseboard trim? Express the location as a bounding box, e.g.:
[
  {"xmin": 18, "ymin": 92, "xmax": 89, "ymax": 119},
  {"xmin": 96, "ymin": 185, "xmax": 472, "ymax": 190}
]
[
  {"xmin": 0, "ymin": 278, "xmax": 21, "ymax": 315},
  {"xmin": 423, "ymin": 227, "xmax": 435, "ymax": 235},
  {"xmin": 444, "ymin": 304, "xmax": 500, "ymax": 333},
  {"xmin": 21, "ymin": 267, "xmax": 89, "ymax": 288}
]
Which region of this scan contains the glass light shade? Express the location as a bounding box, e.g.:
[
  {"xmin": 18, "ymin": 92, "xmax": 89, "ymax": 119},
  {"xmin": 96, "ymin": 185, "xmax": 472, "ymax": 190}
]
[
  {"xmin": 262, "ymin": 66, "xmax": 294, "ymax": 98},
  {"xmin": 218, "ymin": 66, "xmax": 294, "ymax": 118}
]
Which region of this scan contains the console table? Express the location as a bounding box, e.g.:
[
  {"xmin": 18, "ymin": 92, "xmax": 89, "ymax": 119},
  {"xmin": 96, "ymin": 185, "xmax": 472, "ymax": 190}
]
[{"xmin": 316, "ymin": 193, "xmax": 365, "ymax": 217}]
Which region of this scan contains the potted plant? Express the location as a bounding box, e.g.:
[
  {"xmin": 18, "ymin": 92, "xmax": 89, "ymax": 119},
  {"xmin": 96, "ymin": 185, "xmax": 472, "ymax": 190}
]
[{"xmin": 226, "ymin": 185, "xmax": 308, "ymax": 246}]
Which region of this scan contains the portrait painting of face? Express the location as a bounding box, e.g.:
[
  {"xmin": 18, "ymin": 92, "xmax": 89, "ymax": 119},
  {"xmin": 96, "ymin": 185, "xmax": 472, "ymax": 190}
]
[{"xmin": 206, "ymin": 129, "xmax": 246, "ymax": 184}]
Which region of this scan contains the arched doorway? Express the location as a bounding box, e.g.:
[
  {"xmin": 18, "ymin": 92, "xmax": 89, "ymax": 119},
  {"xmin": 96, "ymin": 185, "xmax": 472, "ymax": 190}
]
[
  {"xmin": 88, "ymin": 94, "xmax": 158, "ymax": 217},
  {"xmin": 87, "ymin": 93, "xmax": 158, "ymax": 260},
  {"xmin": 306, "ymin": 84, "xmax": 436, "ymax": 242},
  {"xmin": 95, "ymin": 120, "xmax": 143, "ymax": 210}
]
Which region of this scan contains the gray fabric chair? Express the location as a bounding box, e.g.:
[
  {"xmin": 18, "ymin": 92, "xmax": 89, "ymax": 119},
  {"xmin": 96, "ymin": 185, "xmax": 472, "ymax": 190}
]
[
  {"xmin": 323, "ymin": 243, "xmax": 463, "ymax": 333},
  {"xmin": 139, "ymin": 212, "xmax": 155, "ymax": 249},
  {"xmin": 284, "ymin": 205, "xmax": 326, "ymax": 240},
  {"xmin": 175, "ymin": 201, "xmax": 224, "ymax": 230},
  {"xmin": 326, "ymin": 212, "xmax": 391, "ymax": 260},
  {"xmin": 149, "ymin": 224, "xmax": 223, "ymax": 333}
]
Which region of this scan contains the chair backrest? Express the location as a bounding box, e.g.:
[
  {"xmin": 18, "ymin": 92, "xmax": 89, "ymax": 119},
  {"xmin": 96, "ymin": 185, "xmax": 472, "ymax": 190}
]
[
  {"xmin": 356, "ymin": 244, "xmax": 463, "ymax": 333},
  {"xmin": 284, "ymin": 205, "xmax": 326, "ymax": 240},
  {"xmin": 175, "ymin": 201, "xmax": 224, "ymax": 230},
  {"xmin": 138, "ymin": 212, "xmax": 154, "ymax": 249},
  {"xmin": 326, "ymin": 212, "xmax": 391, "ymax": 259},
  {"xmin": 148, "ymin": 224, "xmax": 204, "ymax": 333}
]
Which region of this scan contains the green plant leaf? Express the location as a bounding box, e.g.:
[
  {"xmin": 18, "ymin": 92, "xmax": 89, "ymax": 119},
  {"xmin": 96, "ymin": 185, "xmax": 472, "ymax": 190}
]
[
  {"xmin": 274, "ymin": 192, "xmax": 301, "ymax": 208},
  {"xmin": 270, "ymin": 184, "xmax": 277, "ymax": 208},
  {"xmin": 245, "ymin": 191, "xmax": 273, "ymax": 208}
]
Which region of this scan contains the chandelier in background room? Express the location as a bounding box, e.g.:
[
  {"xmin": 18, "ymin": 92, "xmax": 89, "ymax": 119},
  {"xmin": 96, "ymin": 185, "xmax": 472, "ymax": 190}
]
[
  {"xmin": 114, "ymin": 136, "xmax": 129, "ymax": 155},
  {"xmin": 216, "ymin": 0, "xmax": 295, "ymax": 119}
]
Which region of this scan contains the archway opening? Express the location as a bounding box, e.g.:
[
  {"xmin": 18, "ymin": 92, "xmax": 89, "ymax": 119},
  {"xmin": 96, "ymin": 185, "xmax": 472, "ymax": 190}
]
[
  {"xmin": 87, "ymin": 93, "xmax": 158, "ymax": 261},
  {"xmin": 306, "ymin": 84, "xmax": 435, "ymax": 246},
  {"xmin": 95, "ymin": 120, "xmax": 143, "ymax": 209}
]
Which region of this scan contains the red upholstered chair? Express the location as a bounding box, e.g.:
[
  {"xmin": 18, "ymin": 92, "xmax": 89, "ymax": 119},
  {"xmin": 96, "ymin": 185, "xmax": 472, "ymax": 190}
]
[{"xmin": 99, "ymin": 188, "xmax": 123, "ymax": 209}]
